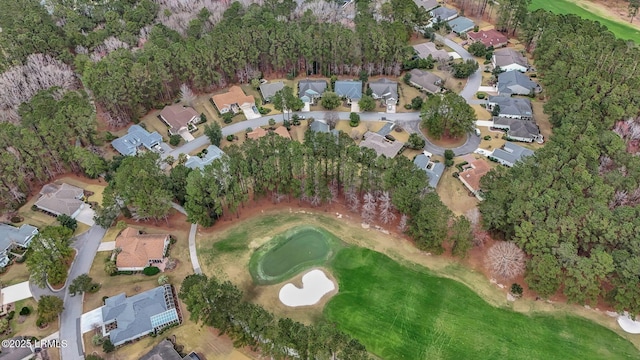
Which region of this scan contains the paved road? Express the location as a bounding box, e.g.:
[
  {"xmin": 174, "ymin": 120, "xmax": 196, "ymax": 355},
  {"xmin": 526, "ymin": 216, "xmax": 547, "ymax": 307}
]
[
  {"xmin": 404, "ymin": 120, "xmax": 481, "ymax": 156},
  {"xmin": 58, "ymin": 225, "xmax": 107, "ymax": 360},
  {"xmin": 435, "ymin": 34, "xmax": 482, "ymax": 101}
]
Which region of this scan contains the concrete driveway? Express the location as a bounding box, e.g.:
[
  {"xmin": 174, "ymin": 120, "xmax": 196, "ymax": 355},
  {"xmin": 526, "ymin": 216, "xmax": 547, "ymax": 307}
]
[
  {"xmin": 75, "ymin": 207, "xmax": 95, "ymax": 226},
  {"xmin": 80, "ymin": 306, "xmax": 104, "ymax": 334},
  {"xmin": 2, "ymin": 282, "xmax": 32, "ymax": 304}
]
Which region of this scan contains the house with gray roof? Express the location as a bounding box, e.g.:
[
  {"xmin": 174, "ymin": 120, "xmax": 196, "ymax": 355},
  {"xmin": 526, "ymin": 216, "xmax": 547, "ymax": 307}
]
[
  {"xmin": 497, "ymin": 70, "xmax": 540, "ymax": 96},
  {"xmin": 377, "ymin": 122, "xmax": 397, "ymax": 137},
  {"xmin": 360, "ymin": 131, "xmax": 404, "ymax": 158},
  {"xmin": 298, "ymin": 79, "xmax": 327, "ymax": 105},
  {"xmin": 413, "ymin": 42, "xmax": 450, "ymax": 62},
  {"xmin": 34, "ymin": 183, "xmax": 85, "ymax": 218},
  {"xmin": 140, "ymin": 339, "xmax": 202, "ymax": 360},
  {"xmin": 490, "ymin": 142, "xmax": 534, "ymax": 167},
  {"xmin": 492, "ymin": 48, "xmax": 529, "ymax": 73},
  {"xmin": 415, "ymin": 0, "xmax": 438, "ymax": 11},
  {"xmin": 493, "ymin": 117, "xmax": 543, "ymax": 143},
  {"xmin": 112, "ymin": 124, "xmax": 163, "ymax": 156},
  {"xmin": 259, "ymin": 81, "xmax": 285, "ymax": 103},
  {"xmin": 414, "ymin": 152, "xmax": 445, "ymax": 188},
  {"xmin": 487, "ymin": 96, "xmax": 532, "ymax": 120},
  {"xmin": 184, "ymin": 145, "xmax": 225, "ymax": 170},
  {"xmin": 409, "ymin": 69, "xmax": 443, "ymax": 94},
  {"xmin": 447, "ymin": 16, "xmax": 475, "ymax": 35},
  {"xmin": 430, "ymin": 7, "xmax": 458, "ymax": 21},
  {"xmin": 101, "ymin": 285, "xmax": 181, "ymax": 346},
  {"xmin": 334, "ymin": 80, "xmax": 362, "ymax": 103},
  {"xmin": 369, "ymin": 78, "xmax": 398, "ymax": 106},
  {"xmin": 0, "ymin": 224, "xmax": 38, "ymax": 268},
  {"xmin": 309, "ymin": 121, "xmax": 340, "ymax": 136}
]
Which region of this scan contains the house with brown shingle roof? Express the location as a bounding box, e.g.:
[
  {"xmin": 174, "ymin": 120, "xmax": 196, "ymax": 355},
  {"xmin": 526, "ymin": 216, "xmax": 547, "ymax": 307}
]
[
  {"xmin": 246, "ymin": 126, "xmax": 291, "ymax": 140},
  {"xmin": 359, "ymin": 131, "xmax": 404, "ymax": 158},
  {"xmin": 458, "ymin": 155, "xmax": 491, "ymax": 200},
  {"xmin": 273, "ymin": 126, "xmax": 291, "ymax": 139},
  {"xmin": 34, "ymin": 183, "xmax": 85, "ymax": 218},
  {"xmin": 159, "ymin": 105, "xmax": 199, "ymax": 138},
  {"xmin": 467, "ymin": 29, "xmax": 508, "ymax": 48},
  {"xmin": 211, "ymin": 86, "xmax": 255, "ymax": 115},
  {"xmin": 115, "ymin": 227, "xmax": 170, "ymax": 272}
]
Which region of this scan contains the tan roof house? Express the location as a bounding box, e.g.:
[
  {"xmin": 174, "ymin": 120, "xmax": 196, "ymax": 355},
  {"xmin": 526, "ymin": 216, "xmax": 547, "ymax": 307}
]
[
  {"xmin": 159, "ymin": 105, "xmax": 200, "ymax": 140},
  {"xmin": 211, "ymin": 86, "xmax": 255, "ymax": 115},
  {"xmin": 115, "ymin": 227, "xmax": 170, "ymax": 272},
  {"xmin": 458, "ymin": 155, "xmax": 491, "ymax": 200},
  {"xmin": 409, "ymin": 69, "xmax": 444, "ymax": 94},
  {"xmin": 412, "ymin": 42, "xmax": 450, "ymax": 62},
  {"xmin": 247, "ymin": 126, "xmax": 291, "ymax": 140},
  {"xmin": 34, "ymin": 183, "xmax": 85, "ymax": 217},
  {"xmin": 273, "ymin": 126, "xmax": 291, "ymax": 140},
  {"xmin": 359, "ymin": 131, "xmax": 404, "ymax": 158}
]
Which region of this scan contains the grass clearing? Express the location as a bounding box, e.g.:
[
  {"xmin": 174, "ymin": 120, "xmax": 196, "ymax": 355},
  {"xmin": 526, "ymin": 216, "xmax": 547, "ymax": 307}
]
[
  {"xmin": 436, "ymin": 165, "xmax": 479, "ymax": 216},
  {"xmin": 198, "ymin": 212, "xmax": 640, "ymax": 357},
  {"xmin": 4, "ymin": 298, "xmax": 59, "ymax": 341},
  {"xmin": 325, "ymin": 247, "xmax": 639, "ymax": 360},
  {"xmin": 530, "ymin": 0, "xmax": 640, "ymax": 43},
  {"xmin": 0, "ymin": 262, "xmax": 30, "ymax": 286},
  {"xmin": 249, "ymin": 226, "xmax": 340, "ymax": 284}
]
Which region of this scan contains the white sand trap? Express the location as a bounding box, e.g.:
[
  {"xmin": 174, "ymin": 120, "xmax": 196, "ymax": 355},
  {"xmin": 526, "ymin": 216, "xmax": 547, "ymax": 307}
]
[
  {"xmin": 279, "ymin": 269, "xmax": 336, "ymax": 307},
  {"xmin": 617, "ymin": 313, "xmax": 640, "ymax": 334}
]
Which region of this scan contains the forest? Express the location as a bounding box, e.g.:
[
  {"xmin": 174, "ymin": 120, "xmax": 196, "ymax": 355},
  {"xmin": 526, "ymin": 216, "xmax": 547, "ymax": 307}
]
[{"xmin": 480, "ymin": 11, "xmax": 640, "ymax": 315}]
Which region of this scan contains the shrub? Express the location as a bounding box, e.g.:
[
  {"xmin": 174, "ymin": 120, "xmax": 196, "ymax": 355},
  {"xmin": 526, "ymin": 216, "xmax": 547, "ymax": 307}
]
[
  {"xmin": 102, "ymin": 339, "xmax": 115, "ymax": 353},
  {"xmin": 445, "ymin": 159, "xmax": 454, "ymax": 167},
  {"xmin": 31, "ymin": 205, "xmax": 38, "ymax": 211},
  {"xmin": 143, "ymin": 266, "xmax": 160, "ymax": 276},
  {"xmin": 403, "ymin": 104, "xmax": 412, "ymax": 109},
  {"xmin": 36, "ymin": 318, "xmax": 46, "ymax": 328},
  {"xmin": 92, "ymin": 334, "xmax": 105, "ymax": 346},
  {"xmin": 444, "ymin": 149, "xmax": 455, "ymax": 161},
  {"xmin": 476, "ymin": 92, "xmax": 485, "ymax": 99},
  {"xmin": 57, "ymin": 214, "xmax": 78, "ymax": 231},
  {"xmin": 20, "ymin": 307, "xmax": 31, "ymax": 316},
  {"xmin": 117, "ymin": 270, "xmax": 134, "ymax": 275},
  {"xmin": 349, "ymin": 112, "xmax": 360, "ymax": 127},
  {"xmin": 268, "ymin": 118, "xmax": 276, "ymax": 126},
  {"xmin": 511, "ymin": 283, "xmax": 524, "ymax": 297},
  {"xmin": 258, "ymin": 107, "xmax": 271, "ymax": 115},
  {"xmin": 10, "ymin": 216, "xmax": 23, "ymax": 223},
  {"xmin": 88, "ymin": 283, "xmax": 101, "ymax": 293},
  {"xmin": 452, "ymin": 172, "xmax": 460, "ymax": 178},
  {"xmin": 86, "ymin": 355, "xmax": 104, "ymax": 360},
  {"xmin": 222, "ymin": 112, "xmax": 234, "ymax": 124},
  {"xmin": 169, "ymin": 135, "xmax": 181, "ymax": 146},
  {"xmin": 15, "ymin": 254, "xmax": 26, "ymax": 263},
  {"xmin": 483, "ymin": 135, "xmax": 491, "ymax": 140},
  {"xmin": 102, "ymin": 296, "xmax": 109, "ymax": 304},
  {"xmin": 7, "ymin": 311, "xmax": 15, "ymax": 321},
  {"xmin": 226, "ymin": 135, "xmax": 234, "ymax": 141}
]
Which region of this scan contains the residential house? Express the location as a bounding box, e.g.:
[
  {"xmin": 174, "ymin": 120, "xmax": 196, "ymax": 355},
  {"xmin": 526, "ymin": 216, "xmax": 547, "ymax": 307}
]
[
  {"xmin": 334, "ymin": 80, "xmax": 362, "ymax": 103},
  {"xmin": 491, "ymin": 142, "xmax": 535, "ymax": 167},
  {"xmin": 497, "ymin": 70, "xmax": 540, "ymax": 96},
  {"xmin": 447, "ymin": 16, "xmax": 475, "ymax": 35},
  {"xmin": 309, "ymin": 121, "xmax": 340, "ymax": 136},
  {"xmin": 184, "ymin": 145, "xmax": 225, "ymax": 170},
  {"xmin": 259, "ymin": 81, "xmax": 285, "ymax": 103},
  {"xmin": 413, "ymin": 42, "xmax": 450, "ymax": 62},
  {"xmin": 369, "ymin": 78, "xmax": 398, "ymax": 112},
  {"xmin": 492, "ymin": 117, "xmax": 543, "ymax": 143},
  {"xmin": 112, "ymin": 125, "xmax": 163, "ymax": 156},
  {"xmin": 467, "ymin": 29, "xmax": 508, "ymax": 48},
  {"xmin": 492, "ymin": 48, "xmax": 529, "ymax": 72},
  {"xmin": 115, "ymin": 227, "xmax": 170, "ymax": 272},
  {"xmin": 140, "ymin": 339, "xmax": 202, "ymax": 360},
  {"xmin": 430, "ymin": 7, "xmax": 458, "ymax": 21},
  {"xmin": 414, "ymin": 0, "xmax": 438, "ymax": 11},
  {"xmin": 247, "ymin": 126, "xmax": 291, "ymax": 140},
  {"xmin": 211, "ymin": 86, "xmax": 256, "ymax": 117},
  {"xmin": 458, "ymin": 155, "xmax": 491, "ymax": 200},
  {"xmin": 414, "ymin": 151, "xmax": 445, "ymax": 188},
  {"xmin": 298, "ymin": 79, "xmax": 327, "ymax": 105},
  {"xmin": 359, "ymin": 131, "xmax": 404, "ymax": 158},
  {"xmin": 34, "ymin": 183, "xmax": 85, "ymax": 218},
  {"xmin": 487, "ymin": 96, "xmax": 532, "ymax": 120},
  {"xmin": 159, "ymin": 105, "xmax": 199, "ymax": 141},
  {"xmin": 101, "ymin": 284, "xmax": 181, "ymax": 346},
  {"xmin": 0, "ymin": 224, "xmax": 38, "ymax": 268},
  {"xmin": 409, "ymin": 69, "xmax": 444, "ymax": 94}
]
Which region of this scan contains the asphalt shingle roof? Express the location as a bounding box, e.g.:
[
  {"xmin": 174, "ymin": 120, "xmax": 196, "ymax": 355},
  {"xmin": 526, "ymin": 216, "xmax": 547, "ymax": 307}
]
[
  {"xmin": 259, "ymin": 82, "xmax": 285, "ymax": 101},
  {"xmin": 489, "ymin": 96, "xmax": 532, "ymax": 118},
  {"xmin": 334, "ymin": 80, "xmax": 362, "ymax": 100},
  {"xmin": 492, "ymin": 142, "xmax": 534, "ymax": 166},
  {"xmin": 184, "ymin": 145, "xmax": 225, "ymax": 170},
  {"xmin": 112, "ymin": 125, "xmax": 163, "ymax": 156},
  {"xmin": 497, "ymin": 71, "xmax": 538, "ymax": 95}
]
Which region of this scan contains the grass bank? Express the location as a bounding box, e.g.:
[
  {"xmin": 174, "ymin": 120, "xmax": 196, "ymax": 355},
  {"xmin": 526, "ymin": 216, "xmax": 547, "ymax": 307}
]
[{"xmin": 530, "ymin": 0, "xmax": 640, "ymax": 43}]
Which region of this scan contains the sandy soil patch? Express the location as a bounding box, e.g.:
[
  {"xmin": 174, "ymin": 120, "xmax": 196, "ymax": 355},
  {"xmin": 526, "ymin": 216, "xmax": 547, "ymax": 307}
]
[{"xmin": 279, "ymin": 269, "xmax": 337, "ymax": 307}]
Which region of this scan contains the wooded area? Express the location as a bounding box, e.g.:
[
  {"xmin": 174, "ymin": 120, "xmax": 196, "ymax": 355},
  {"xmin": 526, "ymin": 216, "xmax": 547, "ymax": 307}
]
[{"xmin": 481, "ymin": 12, "xmax": 640, "ymax": 314}]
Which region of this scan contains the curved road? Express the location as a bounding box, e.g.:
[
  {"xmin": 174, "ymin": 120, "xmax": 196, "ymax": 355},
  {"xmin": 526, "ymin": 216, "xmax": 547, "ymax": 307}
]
[{"xmin": 435, "ymin": 34, "xmax": 483, "ymax": 101}]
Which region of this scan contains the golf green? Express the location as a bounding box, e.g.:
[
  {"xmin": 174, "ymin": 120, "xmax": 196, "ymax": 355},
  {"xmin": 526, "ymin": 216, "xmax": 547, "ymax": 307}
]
[
  {"xmin": 324, "ymin": 247, "xmax": 638, "ymax": 359},
  {"xmin": 250, "ymin": 226, "xmax": 340, "ymax": 284}
]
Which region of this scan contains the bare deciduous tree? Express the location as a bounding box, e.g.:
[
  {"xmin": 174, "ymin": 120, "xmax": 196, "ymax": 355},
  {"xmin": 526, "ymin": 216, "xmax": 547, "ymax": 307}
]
[
  {"xmin": 361, "ymin": 191, "xmax": 376, "ymax": 224},
  {"xmin": 378, "ymin": 191, "xmax": 396, "ymax": 224},
  {"xmin": 180, "ymin": 84, "xmax": 196, "ymax": 106},
  {"xmin": 346, "ymin": 187, "xmax": 360, "ymax": 213},
  {"xmin": 397, "ymin": 214, "xmax": 408, "ymax": 232},
  {"xmin": 486, "ymin": 242, "xmax": 526, "ymax": 279},
  {"xmin": 325, "ymin": 112, "xmax": 339, "ymax": 130},
  {"xmin": 0, "ymin": 54, "xmax": 77, "ymax": 123}
]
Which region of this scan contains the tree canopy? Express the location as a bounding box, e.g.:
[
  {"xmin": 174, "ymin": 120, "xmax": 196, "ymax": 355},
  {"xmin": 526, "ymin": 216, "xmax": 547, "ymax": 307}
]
[{"xmin": 421, "ymin": 92, "xmax": 475, "ymax": 139}]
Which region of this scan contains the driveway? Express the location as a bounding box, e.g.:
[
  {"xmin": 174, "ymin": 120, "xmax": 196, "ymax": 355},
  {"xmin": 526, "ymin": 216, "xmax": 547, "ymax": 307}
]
[
  {"xmin": 435, "ymin": 34, "xmax": 482, "ymax": 101},
  {"xmin": 75, "ymin": 206, "xmax": 95, "ymax": 226},
  {"xmin": 1, "ymin": 282, "xmax": 32, "ymax": 304},
  {"xmin": 80, "ymin": 306, "xmax": 104, "ymax": 334}
]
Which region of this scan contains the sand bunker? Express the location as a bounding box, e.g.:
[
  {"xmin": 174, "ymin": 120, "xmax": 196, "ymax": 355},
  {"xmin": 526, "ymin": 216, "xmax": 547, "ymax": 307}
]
[
  {"xmin": 279, "ymin": 269, "xmax": 336, "ymax": 307},
  {"xmin": 617, "ymin": 313, "xmax": 640, "ymax": 334}
]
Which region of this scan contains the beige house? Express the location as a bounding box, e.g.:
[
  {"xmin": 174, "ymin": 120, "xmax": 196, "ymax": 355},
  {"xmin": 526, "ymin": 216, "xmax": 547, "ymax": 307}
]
[
  {"xmin": 115, "ymin": 227, "xmax": 170, "ymax": 272},
  {"xmin": 159, "ymin": 104, "xmax": 199, "ymax": 141},
  {"xmin": 35, "ymin": 183, "xmax": 85, "ymax": 217}
]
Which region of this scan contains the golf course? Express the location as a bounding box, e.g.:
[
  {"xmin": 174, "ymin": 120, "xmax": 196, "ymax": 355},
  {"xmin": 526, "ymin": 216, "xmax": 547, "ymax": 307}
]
[
  {"xmin": 200, "ymin": 212, "xmax": 640, "ymax": 359},
  {"xmin": 530, "ymin": 0, "xmax": 640, "ymax": 43}
]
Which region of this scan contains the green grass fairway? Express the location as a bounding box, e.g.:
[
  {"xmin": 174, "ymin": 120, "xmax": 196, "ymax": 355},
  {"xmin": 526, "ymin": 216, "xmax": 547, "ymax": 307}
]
[
  {"xmin": 325, "ymin": 248, "xmax": 639, "ymax": 360},
  {"xmin": 530, "ymin": 0, "xmax": 640, "ymax": 43},
  {"xmin": 249, "ymin": 226, "xmax": 341, "ymax": 284}
]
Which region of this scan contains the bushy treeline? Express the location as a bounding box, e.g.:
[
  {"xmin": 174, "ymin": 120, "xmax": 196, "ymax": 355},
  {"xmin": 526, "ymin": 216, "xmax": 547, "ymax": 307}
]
[
  {"xmin": 179, "ymin": 274, "xmax": 371, "ymax": 359},
  {"xmin": 103, "ymin": 129, "xmax": 464, "ymax": 254},
  {"xmin": 0, "ymin": 89, "xmax": 104, "ymax": 210},
  {"xmin": 480, "ymin": 12, "xmax": 640, "ymax": 314}
]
